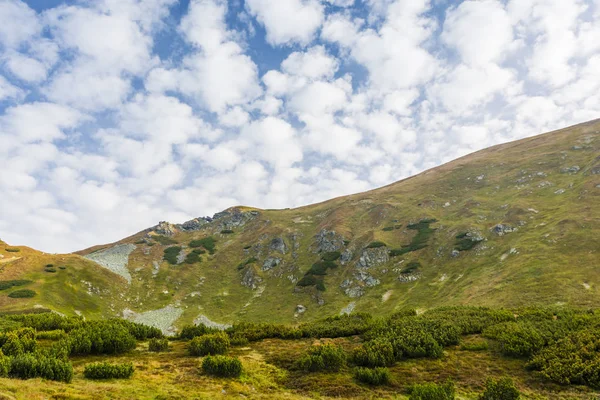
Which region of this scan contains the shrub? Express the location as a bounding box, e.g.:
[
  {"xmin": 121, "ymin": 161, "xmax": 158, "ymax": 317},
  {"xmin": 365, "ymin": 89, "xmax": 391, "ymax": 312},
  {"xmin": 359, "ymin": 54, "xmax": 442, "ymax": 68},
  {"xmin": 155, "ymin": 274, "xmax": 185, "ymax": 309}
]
[
  {"xmin": 8, "ymin": 289, "xmax": 36, "ymax": 298},
  {"xmin": 1, "ymin": 333, "xmax": 24, "ymax": 356},
  {"xmin": 410, "ymin": 381, "xmax": 455, "ymax": 400},
  {"xmin": 10, "ymin": 353, "xmax": 73, "ymax": 382},
  {"xmin": 188, "ymin": 332, "xmax": 230, "ymax": 356},
  {"xmin": 321, "ymin": 251, "xmax": 341, "ymax": 261},
  {"xmin": 0, "ymin": 351, "xmax": 9, "ymax": 377},
  {"xmin": 382, "ymin": 226, "xmax": 395, "ymax": 231},
  {"xmin": 296, "ymin": 275, "xmax": 317, "ymax": 287},
  {"xmin": 459, "ymin": 340, "xmax": 489, "ymax": 351},
  {"xmin": 479, "ymin": 377, "xmax": 520, "ymax": 400},
  {"xmin": 83, "ymin": 362, "xmax": 134, "ymax": 380},
  {"xmin": 67, "ymin": 323, "xmax": 136, "ymax": 355},
  {"xmin": 306, "ymin": 262, "xmax": 329, "ymax": 275},
  {"xmin": 229, "ymin": 334, "xmax": 249, "ymax": 346},
  {"xmin": 58, "ymin": 265, "xmax": 67, "ymax": 270},
  {"xmin": 179, "ymin": 324, "xmax": 217, "ymax": 340},
  {"xmin": 192, "ymin": 248, "xmax": 206, "ymax": 254},
  {"xmin": 390, "ymin": 219, "xmax": 437, "ymax": 257},
  {"xmin": 45, "ymin": 264, "xmax": 54, "ymax": 268},
  {"xmin": 300, "ymin": 313, "xmax": 375, "ymax": 338},
  {"xmin": 403, "ymin": 261, "xmax": 421, "ymax": 274},
  {"xmin": 352, "ymin": 339, "xmax": 395, "ymax": 367},
  {"xmin": 366, "ymin": 241, "xmax": 387, "ymax": 249},
  {"xmin": 163, "ymin": 246, "xmax": 182, "ymax": 265},
  {"xmin": 297, "ymin": 343, "xmax": 346, "ymax": 372},
  {"xmin": 354, "ymin": 367, "xmax": 390, "ymax": 385},
  {"xmin": 202, "ymin": 355, "xmax": 242, "ymax": 378},
  {"xmin": 0, "ymin": 280, "xmax": 32, "ymax": 290},
  {"xmin": 483, "ymin": 322, "xmax": 544, "ymax": 357},
  {"xmin": 5, "ymin": 248, "xmax": 20, "ymax": 252},
  {"xmin": 36, "ymin": 330, "xmax": 66, "ymax": 341},
  {"xmin": 184, "ymin": 252, "xmax": 202, "ymax": 264},
  {"xmin": 315, "ymin": 281, "xmax": 326, "ymax": 292},
  {"xmin": 148, "ymin": 338, "xmax": 169, "ymax": 352},
  {"xmin": 44, "ymin": 267, "xmax": 57, "ymax": 273},
  {"xmin": 221, "ymin": 229, "xmax": 234, "ymax": 234},
  {"xmin": 189, "ymin": 237, "xmax": 216, "ymax": 254}
]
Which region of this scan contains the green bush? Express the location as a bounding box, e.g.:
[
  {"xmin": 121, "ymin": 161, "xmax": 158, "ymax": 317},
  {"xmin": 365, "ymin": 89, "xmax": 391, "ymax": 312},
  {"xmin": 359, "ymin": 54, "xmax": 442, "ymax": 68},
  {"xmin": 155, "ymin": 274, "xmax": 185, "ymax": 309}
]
[
  {"xmin": 410, "ymin": 380, "xmax": 455, "ymax": 400},
  {"xmin": 184, "ymin": 251, "xmax": 202, "ymax": 264},
  {"xmin": 10, "ymin": 353, "xmax": 73, "ymax": 382},
  {"xmin": 58, "ymin": 265, "xmax": 67, "ymax": 270},
  {"xmin": 306, "ymin": 262, "xmax": 329, "ymax": 275},
  {"xmin": 321, "ymin": 251, "xmax": 341, "ymax": 261},
  {"xmin": 67, "ymin": 322, "xmax": 136, "ymax": 355},
  {"xmin": 1, "ymin": 333, "xmax": 24, "ymax": 356},
  {"xmin": 188, "ymin": 332, "xmax": 230, "ymax": 356},
  {"xmin": 0, "ymin": 280, "xmax": 32, "ymax": 290},
  {"xmin": 189, "ymin": 237, "xmax": 216, "ymax": 254},
  {"xmin": 479, "ymin": 377, "xmax": 520, "ymax": 400},
  {"xmin": 192, "ymin": 248, "xmax": 206, "ymax": 254},
  {"xmin": 36, "ymin": 330, "xmax": 66, "ymax": 341},
  {"xmin": 226, "ymin": 322, "xmax": 301, "ymax": 342},
  {"xmin": 221, "ymin": 229, "xmax": 234, "ymax": 234},
  {"xmin": 366, "ymin": 241, "xmax": 387, "ymax": 249},
  {"xmin": 0, "ymin": 351, "xmax": 9, "ymax": 377},
  {"xmin": 202, "ymin": 355, "xmax": 242, "ymax": 378},
  {"xmin": 354, "ymin": 367, "xmax": 390, "ymax": 385},
  {"xmin": 148, "ymin": 338, "xmax": 169, "ymax": 352},
  {"xmin": 83, "ymin": 362, "xmax": 134, "ymax": 380},
  {"xmin": 163, "ymin": 246, "xmax": 182, "ymax": 265},
  {"xmin": 483, "ymin": 322, "xmax": 544, "ymax": 357},
  {"xmin": 352, "ymin": 338, "xmax": 395, "ymax": 367},
  {"xmin": 297, "ymin": 343, "xmax": 346, "ymax": 372},
  {"xmin": 390, "ymin": 219, "xmax": 437, "ymax": 257},
  {"xmin": 44, "ymin": 267, "xmax": 57, "ymax": 273},
  {"xmin": 229, "ymin": 334, "xmax": 249, "ymax": 346},
  {"xmin": 296, "ymin": 275, "xmax": 317, "ymax": 287},
  {"xmin": 8, "ymin": 289, "xmax": 36, "ymax": 298},
  {"xmin": 403, "ymin": 261, "xmax": 421, "ymax": 274},
  {"xmin": 315, "ymin": 281, "xmax": 326, "ymax": 291},
  {"xmin": 179, "ymin": 324, "xmax": 218, "ymax": 340},
  {"xmin": 300, "ymin": 313, "xmax": 375, "ymax": 338},
  {"xmin": 5, "ymin": 248, "xmax": 20, "ymax": 252}
]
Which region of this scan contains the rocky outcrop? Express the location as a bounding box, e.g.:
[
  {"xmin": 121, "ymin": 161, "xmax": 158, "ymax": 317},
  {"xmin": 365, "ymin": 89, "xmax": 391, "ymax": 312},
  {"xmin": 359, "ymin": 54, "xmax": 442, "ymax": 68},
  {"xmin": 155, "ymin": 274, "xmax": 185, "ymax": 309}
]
[
  {"xmin": 178, "ymin": 217, "xmax": 211, "ymax": 231},
  {"xmin": 213, "ymin": 208, "xmax": 259, "ymax": 230},
  {"xmin": 241, "ymin": 267, "xmax": 263, "ymax": 289},
  {"xmin": 262, "ymin": 257, "xmax": 281, "ymax": 271},
  {"xmin": 491, "ymin": 224, "xmax": 518, "ymax": 236},
  {"xmin": 269, "ymin": 237, "xmax": 287, "ymax": 254},
  {"xmin": 340, "ymin": 248, "xmax": 353, "ymax": 265},
  {"xmin": 152, "ymin": 221, "xmax": 177, "ymax": 236},
  {"xmin": 357, "ymin": 247, "xmax": 389, "ymax": 269},
  {"xmin": 313, "ymin": 229, "xmax": 346, "ymax": 253}
]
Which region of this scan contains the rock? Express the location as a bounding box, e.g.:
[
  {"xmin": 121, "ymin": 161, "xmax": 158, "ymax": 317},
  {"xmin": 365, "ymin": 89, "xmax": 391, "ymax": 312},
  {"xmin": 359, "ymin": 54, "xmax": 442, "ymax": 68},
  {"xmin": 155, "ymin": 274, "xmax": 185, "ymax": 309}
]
[
  {"xmin": 152, "ymin": 261, "xmax": 160, "ymax": 277},
  {"xmin": 241, "ymin": 267, "xmax": 263, "ymax": 289},
  {"xmin": 261, "ymin": 257, "xmax": 281, "ymax": 271},
  {"xmin": 176, "ymin": 248, "xmax": 186, "ymax": 264},
  {"xmin": 314, "ymin": 229, "xmax": 346, "ymax": 253},
  {"xmin": 124, "ymin": 305, "xmax": 183, "ymax": 336},
  {"xmin": 354, "ymin": 270, "xmax": 380, "ymax": 287},
  {"xmin": 340, "ymin": 279, "xmax": 352, "ymax": 288},
  {"xmin": 340, "ymin": 302, "xmax": 356, "ymax": 315},
  {"xmin": 295, "ymin": 305, "xmax": 306, "ymax": 314},
  {"xmin": 84, "ymin": 244, "xmax": 136, "ymax": 284},
  {"xmin": 491, "ymin": 224, "xmax": 517, "ymax": 236},
  {"xmin": 344, "ymin": 287, "xmax": 364, "ymax": 298},
  {"xmin": 269, "ymin": 237, "xmax": 287, "ymax": 254},
  {"xmin": 451, "ymin": 249, "xmax": 460, "ymax": 258},
  {"xmin": 560, "ymin": 166, "xmax": 580, "ymax": 174},
  {"xmin": 398, "ymin": 273, "xmax": 421, "ymax": 283},
  {"xmin": 555, "ymin": 189, "xmax": 566, "ymax": 194},
  {"xmin": 357, "ymin": 247, "xmax": 389, "ymax": 269},
  {"xmin": 213, "ymin": 208, "xmax": 259, "ymax": 230},
  {"xmin": 538, "ymin": 181, "xmax": 553, "ymax": 188},
  {"xmin": 591, "ymin": 165, "xmax": 600, "ymax": 175},
  {"xmin": 340, "ymin": 248, "xmax": 353, "ymax": 265},
  {"xmin": 178, "ymin": 217, "xmax": 210, "ymax": 231},
  {"xmin": 194, "ymin": 315, "xmax": 232, "ymax": 330},
  {"xmin": 153, "ymin": 221, "xmax": 177, "ymax": 236}
]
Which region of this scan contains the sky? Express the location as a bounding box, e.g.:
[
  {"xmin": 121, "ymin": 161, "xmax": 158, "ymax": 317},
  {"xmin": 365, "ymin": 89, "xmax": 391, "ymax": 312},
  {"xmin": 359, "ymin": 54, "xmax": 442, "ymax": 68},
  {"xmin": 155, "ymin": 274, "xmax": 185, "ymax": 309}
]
[{"xmin": 0, "ymin": 0, "xmax": 599, "ymax": 253}]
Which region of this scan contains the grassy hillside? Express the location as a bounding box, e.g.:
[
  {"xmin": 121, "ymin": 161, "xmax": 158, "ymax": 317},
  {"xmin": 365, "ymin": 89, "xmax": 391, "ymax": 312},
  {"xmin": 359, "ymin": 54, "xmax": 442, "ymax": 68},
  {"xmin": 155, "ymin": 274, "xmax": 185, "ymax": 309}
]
[{"xmin": 2, "ymin": 119, "xmax": 599, "ymax": 332}]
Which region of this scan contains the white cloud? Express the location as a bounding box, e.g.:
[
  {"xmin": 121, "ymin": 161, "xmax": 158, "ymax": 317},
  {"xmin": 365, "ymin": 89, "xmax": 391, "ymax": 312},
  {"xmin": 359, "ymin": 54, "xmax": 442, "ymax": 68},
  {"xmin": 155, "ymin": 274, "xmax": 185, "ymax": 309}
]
[
  {"xmin": 281, "ymin": 45, "xmax": 339, "ymax": 79},
  {"xmin": 3, "ymin": 51, "xmax": 48, "ymax": 82},
  {"xmin": 0, "ymin": 74, "xmax": 24, "ymax": 101},
  {"xmin": 246, "ymin": 0, "xmax": 324, "ymax": 45},
  {"xmin": 0, "ymin": 0, "xmax": 40, "ymax": 48}
]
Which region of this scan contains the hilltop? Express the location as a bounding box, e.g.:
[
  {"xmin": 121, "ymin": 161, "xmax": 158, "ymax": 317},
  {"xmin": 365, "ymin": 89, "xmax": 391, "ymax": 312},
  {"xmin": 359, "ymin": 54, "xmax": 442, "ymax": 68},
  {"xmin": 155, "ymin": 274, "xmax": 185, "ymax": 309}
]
[{"xmin": 1, "ymin": 119, "xmax": 599, "ymax": 333}]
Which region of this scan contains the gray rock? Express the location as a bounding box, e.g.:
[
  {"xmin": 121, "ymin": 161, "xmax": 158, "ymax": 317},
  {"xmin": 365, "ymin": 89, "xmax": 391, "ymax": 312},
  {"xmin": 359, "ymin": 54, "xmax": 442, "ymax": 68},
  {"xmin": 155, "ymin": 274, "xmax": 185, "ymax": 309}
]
[
  {"xmin": 269, "ymin": 237, "xmax": 287, "ymax": 254},
  {"xmin": 194, "ymin": 315, "xmax": 231, "ymax": 330},
  {"xmin": 340, "ymin": 302, "xmax": 356, "ymax": 315},
  {"xmin": 560, "ymin": 166, "xmax": 580, "ymax": 174},
  {"xmin": 241, "ymin": 267, "xmax": 262, "ymax": 289},
  {"xmin": 262, "ymin": 257, "xmax": 281, "ymax": 271},
  {"xmin": 357, "ymin": 247, "xmax": 389, "ymax": 269},
  {"xmin": 591, "ymin": 166, "xmax": 600, "ymax": 175},
  {"xmin": 491, "ymin": 224, "xmax": 517, "ymax": 236},
  {"xmin": 340, "ymin": 279, "xmax": 352, "ymax": 288},
  {"xmin": 178, "ymin": 217, "xmax": 210, "ymax": 231},
  {"xmin": 124, "ymin": 305, "xmax": 183, "ymax": 336},
  {"xmin": 451, "ymin": 249, "xmax": 460, "ymax": 258},
  {"xmin": 213, "ymin": 208, "xmax": 259, "ymax": 230},
  {"xmin": 345, "ymin": 287, "xmax": 364, "ymax": 298},
  {"xmin": 295, "ymin": 305, "xmax": 307, "ymax": 314},
  {"xmin": 340, "ymin": 248, "xmax": 353, "ymax": 265},
  {"xmin": 398, "ymin": 273, "xmax": 421, "ymax": 283},
  {"xmin": 85, "ymin": 244, "xmax": 136, "ymax": 284},
  {"xmin": 176, "ymin": 248, "xmax": 186, "ymax": 264},
  {"xmin": 354, "ymin": 271, "xmax": 380, "ymax": 287},
  {"xmin": 555, "ymin": 189, "xmax": 566, "ymax": 194},
  {"xmin": 153, "ymin": 221, "xmax": 177, "ymax": 236},
  {"xmin": 314, "ymin": 229, "xmax": 345, "ymax": 253}
]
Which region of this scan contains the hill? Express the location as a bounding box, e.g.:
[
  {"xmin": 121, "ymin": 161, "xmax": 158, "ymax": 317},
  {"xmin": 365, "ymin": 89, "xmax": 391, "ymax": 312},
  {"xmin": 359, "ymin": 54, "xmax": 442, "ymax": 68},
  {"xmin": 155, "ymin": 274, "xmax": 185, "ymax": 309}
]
[{"xmin": 2, "ymin": 119, "xmax": 599, "ymax": 333}]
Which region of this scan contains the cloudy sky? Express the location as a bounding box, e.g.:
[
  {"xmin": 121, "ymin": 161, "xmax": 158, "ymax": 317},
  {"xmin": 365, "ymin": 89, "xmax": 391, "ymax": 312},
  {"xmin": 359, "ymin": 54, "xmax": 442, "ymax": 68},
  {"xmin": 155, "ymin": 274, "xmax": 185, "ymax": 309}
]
[{"xmin": 0, "ymin": 0, "xmax": 599, "ymax": 253}]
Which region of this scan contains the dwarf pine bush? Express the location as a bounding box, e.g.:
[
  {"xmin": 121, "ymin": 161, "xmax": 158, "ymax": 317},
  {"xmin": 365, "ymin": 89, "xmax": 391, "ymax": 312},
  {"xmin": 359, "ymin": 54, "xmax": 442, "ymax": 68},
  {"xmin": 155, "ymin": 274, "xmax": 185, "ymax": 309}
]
[
  {"xmin": 83, "ymin": 362, "xmax": 134, "ymax": 380},
  {"xmin": 188, "ymin": 332, "xmax": 230, "ymax": 356},
  {"xmin": 202, "ymin": 355, "xmax": 242, "ymax": 378}
]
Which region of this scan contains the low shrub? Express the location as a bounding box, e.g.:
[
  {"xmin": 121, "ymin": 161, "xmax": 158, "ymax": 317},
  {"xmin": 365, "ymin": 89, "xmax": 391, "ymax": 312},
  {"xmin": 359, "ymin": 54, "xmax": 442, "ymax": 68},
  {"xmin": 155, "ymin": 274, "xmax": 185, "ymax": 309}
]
[
  {"xmin": 5, "ymin": 248, "xmax": 20, "ymax": 252},
  {"xmin": 184, "ymin": 252, "xmax": 201, "ymax": 264},
  {"xmin": 154, "ymin": 235, "xmax": 178, "ymax": 245},
  {"xmin": 366, "ymin": 241, "xmax": 387, "ymax": 249},
  {"xmin": 83, "ymin": 362, "xmax": 134, "ymax": 380},
  {"xmin": 188, "ymin": 332, "xmax": 230, "ymax": 356},
  {"xmin": 479, "ymin": 377, "xmax": 520, "ymax": 400},
  {"xmin": 352, "ymin": 338, "xmax": 395, "ymax": 367},
  {"xmin": 229, "ymin": 334, "xmax": 249, "ymax": 346},
  {"xmin": 8, "ymin": 289, "xmax": 36, "ymax": 298},
  {"xmin": 410, "ymin": 380, "xmax": 455, "ymax": 400},
  {"xmin": 58, "ymin": 265, "xmax": 67, "ymax": 270},
  {"xmin": 44, "ymin": 267, "xmax": 57, "ymax": 273},
  {"xmin": 67, "ymin": 323, "xmax": 136, "ymax": 355},
  {"xmin": 315, "ymin": 281, "xmax": 326, "ymax": 291},
  {"xmin": 220, "ymin": 229, "xmax": 234, "ymax": 234},
  {"xmin": 10, "ymin": 353, "xmax": 73, "ymax": 382},
  {"xmin": 297, "ymin": 343, "xmax": 346, "ymax": 372},
  {"xmin": 163, "ymin": 246, "xmax": 182, "ymax": 265},
  {"xmin": 192, "ymin": 248, "xmax": 206, "ymax": 254},
  {"xmin": 320, "ymin": 251, "xmax": 341, "ymax": 261},
  {"xmin": 0, "ymin": 351, "xmax": 9, "ymax": 377},
  {"xmin": 202, "ymin": 355, "xmax": 242, "ymax": 378},
  {"xmin": 0, "ymin": 280, "xmax": 32, "ymax": 291},
  {"xmin": 189, "ymin": 237, "xmax": 216, "ymax": 254},
  {"xmin": 296, "ymin": 275, "xmax": 317, "ymax": 287},
  {"xmin": 179, "ymin": 324, "xmax": 217, "ymax": 340},
  {"xmin": 36, "ymin": 330, "xmax": 66, "ymax": 341},
  {"xmin": 354, "ymin": 367, "xmax": 390, "ymax": 385},
  {"xmin": 148, "ymin": 338, "xmax": 169, "ymax": 352},
  {"xmin": 483, "ymin": 322, "xmax": 545, "ymax": 357}
]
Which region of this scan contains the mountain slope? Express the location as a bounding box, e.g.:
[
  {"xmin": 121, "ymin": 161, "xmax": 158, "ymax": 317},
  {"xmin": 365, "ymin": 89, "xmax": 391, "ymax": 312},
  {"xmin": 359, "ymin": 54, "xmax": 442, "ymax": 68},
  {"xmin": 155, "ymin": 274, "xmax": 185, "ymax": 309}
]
[{"xmin": 3, "ymin": 119, "xmax": 600, "ymax": 332}]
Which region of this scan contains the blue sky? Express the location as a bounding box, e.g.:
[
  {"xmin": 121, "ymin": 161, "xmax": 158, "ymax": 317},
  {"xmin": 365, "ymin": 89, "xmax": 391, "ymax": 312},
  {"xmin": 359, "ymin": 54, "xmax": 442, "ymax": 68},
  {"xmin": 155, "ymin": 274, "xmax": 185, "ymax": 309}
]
[{"xmin": 1, "ymin": 0, "xmax": 599, "ymax": 252}]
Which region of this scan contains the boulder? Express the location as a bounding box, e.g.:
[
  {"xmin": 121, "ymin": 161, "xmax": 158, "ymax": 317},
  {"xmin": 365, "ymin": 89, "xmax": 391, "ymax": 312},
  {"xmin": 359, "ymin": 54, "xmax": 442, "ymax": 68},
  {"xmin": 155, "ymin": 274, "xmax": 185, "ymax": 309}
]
[
  {"xmin": 269, "ymin": 237, "xmax": 287, "ymax": 254},
  {"xmin": 314, "ymin": 229, "xmax": 346, "ymax": 253},
  {"xmin": 262, "ymin": 257, "xmax": 281, "ymax": 271},
  {"xmin": 491, "ymin": 224, "xmax": 517, "ymax": 236},
  {"xmin": 357, "ymin": 247, "xmax": 389, "ymax": 269},
  {"xmin": 241, "ymin": 267, "xmax": 262, "ymax": 289},
  {"xmin": 153, "ymin": 221, "xmax": 177, "ymax": 236}
]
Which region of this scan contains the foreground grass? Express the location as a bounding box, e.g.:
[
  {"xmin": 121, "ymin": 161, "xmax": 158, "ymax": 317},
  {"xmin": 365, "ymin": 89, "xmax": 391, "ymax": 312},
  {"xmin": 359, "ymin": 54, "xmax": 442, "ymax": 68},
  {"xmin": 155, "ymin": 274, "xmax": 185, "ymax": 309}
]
[{"xmin": 0, "ymin": 337, "xmax": 596, "ymax": 400}]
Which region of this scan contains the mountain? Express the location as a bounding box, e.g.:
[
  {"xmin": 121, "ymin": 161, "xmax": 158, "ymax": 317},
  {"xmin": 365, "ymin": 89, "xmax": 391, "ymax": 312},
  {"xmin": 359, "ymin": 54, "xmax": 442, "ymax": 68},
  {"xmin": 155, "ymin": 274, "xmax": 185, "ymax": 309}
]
[{"xmin": 1, "ymin": 119, "xmax": 599, "ymax": 333}]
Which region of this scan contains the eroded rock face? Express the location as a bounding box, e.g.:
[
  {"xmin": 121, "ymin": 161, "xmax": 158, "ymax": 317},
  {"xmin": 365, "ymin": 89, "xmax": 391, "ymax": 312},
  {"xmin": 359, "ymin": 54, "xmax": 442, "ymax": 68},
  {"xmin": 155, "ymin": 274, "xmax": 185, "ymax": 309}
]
[
  {"xmin": 214, "ymin": 208, "xmax": 260, "ymax": 230},
  {"xmin": 262, "ymin": 257, "xmax": 281, "ymax": 271},
  {"xmin": 269, "ymin": 237, "xmax": 287, "ymax": 254},
  {"xmin": 178, "ymin": 217, "xmax": 210, "ymax": 231},
  {"xmin": 357, "ymin": 247, "xmax": 389, "ymax": 269},
  {"xmin": 314, "ymin": 230, "xmax": 345, "ymax": 253},
  {"xmin": 491, "ymin": 224, "xmax": 517, "ymax": 236},
  {"xmin": 153, "ymin": 221, "xmax": 177, "ymax": 236},
  {"xmin": 340, "ymin": 248, "xmax": 353, "ymax": 265},
  {"xmin": 241, "ymin": 267, "xmax": 263, "ymax": 289}
]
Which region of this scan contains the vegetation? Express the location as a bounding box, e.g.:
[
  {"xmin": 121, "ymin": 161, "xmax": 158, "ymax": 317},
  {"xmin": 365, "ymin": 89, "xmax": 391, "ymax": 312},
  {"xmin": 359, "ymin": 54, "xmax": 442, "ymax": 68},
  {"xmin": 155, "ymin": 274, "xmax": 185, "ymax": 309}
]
[
  {"xmin": 366, "ymin": 241, "xmax": 387, "ymax": 249},
  {"xmin": 83, "ymin": 362, "xmax": 134, "ymax": 380},
  {"xmin": 297, "ymin": 343, "xmax": 346, "ymax": 372},
  {"xmin": 202, "ymin": 355, "xmax": 242, "ymax": 378},
  {"xmin": 389, "ymin": 219, "xmax": 437, "ymax": 257},
  {"xmin": 189, "ymin": 237, "xmax": 216, "ymax": 254},
  {"xmin": 221, "ymin": 229, "xmax": 234, "ymax": 234},
  {"xmin": 410, "ymin": 380, "xmax": 455, "ymax": 400},
  {"xmin": 163, "ymin": 246, "xmax": 182, "ymax": 265},
  {"xmin": 184, "ymin": 251, "xmax": 201, "ymax": 264},
  {"xmin": 454, "ymin": 232, "xmax": 483, "ymax": 252},
  {"xmin": 479, "ymin": 377, "xmax": 520, "ymax": 400},
  {"xmin": 5, "ymin": 248, "xmax": 20, "ymax": 252},
  {"xmin": 188, "ymin": 332, "xmax": 230, "ymax": 356},
  {"xmin": 0, "ymin": 280, "xmax": 32, "ymax": 291},
  {"xmin": 8, "ymin": 289, "xmax": 36, "ymax": 298},
  {"xmin": 320, "ymin": 251, "xmax": 341, "ymax": 261},
  {"xmin": 148, "ymin": 338, "xmax": 169, "ymax": 352},
  {"xmin": 354, "ymin": 367, "xmax": 390, "ymax": 386},
  {"xmin": 153, "ymin": 235, "xmax": 178, "ymax": 245}
]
